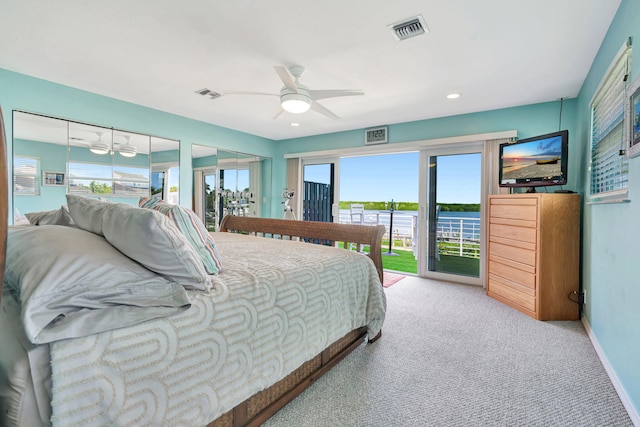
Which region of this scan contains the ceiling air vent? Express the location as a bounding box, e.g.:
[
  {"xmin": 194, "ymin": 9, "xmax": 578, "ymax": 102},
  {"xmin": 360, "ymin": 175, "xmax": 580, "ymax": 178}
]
[
  {"xmin": 195, "ymin": 88, "xmax": 222, "ymax": 100},
  {"xmin": 388, "ymin": 15, "xmax": 429, "ymax": 41}
]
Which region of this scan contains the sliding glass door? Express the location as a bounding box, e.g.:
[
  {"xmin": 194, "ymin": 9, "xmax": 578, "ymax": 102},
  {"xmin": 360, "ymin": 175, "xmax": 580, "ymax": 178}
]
[{"xmin": 420, "ymin": 148, "xmax": 483, "ymax": 285}]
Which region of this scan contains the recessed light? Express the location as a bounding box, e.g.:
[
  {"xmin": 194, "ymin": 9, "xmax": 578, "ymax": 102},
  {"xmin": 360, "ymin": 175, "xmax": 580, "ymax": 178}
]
[
  {"xmin": 447, "ymin": 93, "xmax": 461, "ymax": 99},
  {"xmin": 290, "ymin": 122, "xmax": 300, "ymax": 127}
]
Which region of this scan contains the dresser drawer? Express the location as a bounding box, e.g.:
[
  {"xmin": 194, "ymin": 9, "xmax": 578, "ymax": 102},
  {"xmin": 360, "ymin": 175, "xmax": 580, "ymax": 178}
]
[
  {"xmin": 488, "ymin": 260, "xmax": 536, "ymax": 290},
  {"xmin": 489, "ymin": 223, "xmax": 537, "ymax": 244},
  {"xmin": 490, "ymin": 203, "xmax": 537, "ymax": 222},
  {"xmin": 488, "ymin": 278, "xmax": 536, "ymax": 313},
  {"xmin": 489, "ymin": 241, "xmax": 536, "ymax": 266}
]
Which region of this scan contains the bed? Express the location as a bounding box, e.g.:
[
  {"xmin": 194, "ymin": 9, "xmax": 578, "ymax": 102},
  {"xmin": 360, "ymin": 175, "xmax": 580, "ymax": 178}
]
[{"xmin": 0, "ymin": 109, "xmax": 387, "ymax": 426}]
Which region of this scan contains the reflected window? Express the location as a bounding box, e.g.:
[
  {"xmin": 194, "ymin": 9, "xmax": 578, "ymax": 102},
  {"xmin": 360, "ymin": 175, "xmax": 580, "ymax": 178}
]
[
  {"xmin": 113, "ymin": 164, "xmax": 150, "ymax": 197},
  {"xmin": 68, "ymin": 161, "xmax": 113, "ymax": 195},
  {"xmin": 219, "ymin": 167, "xmax": 252, "ymax": 218},
  {"xmin": 151, "ymin": 171, "xmax": 165, "ymax": 198},
  {"xmin": 151, "ymin": 165, "xmax": 179, "ymax": 203},
  {"xmin": 68, "ymin": 161, "xmax": 149, "ymax": 197},
  {"xmin": 13, "ymin": 155, "xmax": 40, "ymax": 195},
  {"xmin": 204, "ymin": 173, "xmax": 216, "ymax": 231}
]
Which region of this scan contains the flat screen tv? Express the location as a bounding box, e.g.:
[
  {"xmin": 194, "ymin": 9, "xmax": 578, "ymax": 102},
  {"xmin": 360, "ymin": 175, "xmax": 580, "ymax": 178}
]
[{"xmin": 499, "ymin": 130, "xmax": 568, "ymax": 189}]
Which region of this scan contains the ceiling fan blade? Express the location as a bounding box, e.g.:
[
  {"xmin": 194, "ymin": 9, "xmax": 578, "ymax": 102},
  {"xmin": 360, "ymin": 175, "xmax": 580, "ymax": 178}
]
[
  {"xmin": 310, "ymin": 101, "xmax": 340, "ymax": 120},
  {"xmin": 274, "ymin": 66, "xmax": 298, "ymax": 92},
  {"xmin": 272, "ymin": 106, "xmax": 285, "ymax": 119},
  {"xmin": 224, "ymin": 90, "xmax": 279, "ymax": 97},
  {"xmin": 308, "ymin": 89, "xmax": 364, "ymax": 101}
]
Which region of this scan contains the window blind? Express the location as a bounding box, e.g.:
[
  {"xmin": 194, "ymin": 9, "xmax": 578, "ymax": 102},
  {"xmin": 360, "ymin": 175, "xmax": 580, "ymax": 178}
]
[
  {"xmin": 590, "ymin": 39, "xmax": 632, "ymax": 198},
  {"xmin": 13, "ymin": 155, "xmax": 40, "ymax": 195}
]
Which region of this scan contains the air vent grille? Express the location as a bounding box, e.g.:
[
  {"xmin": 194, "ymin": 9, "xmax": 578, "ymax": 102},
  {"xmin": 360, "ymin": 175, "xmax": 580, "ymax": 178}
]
[
  {"xmin": 389, "ymin": 15, "xmax": 428, "ymax": 41},
  {"xmin": 195, "ymin": 88, "xmax": 222, "ymax": 100}
]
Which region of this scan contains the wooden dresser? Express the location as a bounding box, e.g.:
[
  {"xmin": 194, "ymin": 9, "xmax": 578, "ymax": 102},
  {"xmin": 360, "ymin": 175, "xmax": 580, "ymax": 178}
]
[{"xmin": 487, "ymin": 193, "xmax": 580, "ymax": 320}]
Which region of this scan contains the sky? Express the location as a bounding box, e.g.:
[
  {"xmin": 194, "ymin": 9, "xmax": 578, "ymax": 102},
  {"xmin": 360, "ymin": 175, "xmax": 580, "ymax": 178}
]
[
  {"xmin": 304, "ymin": 152, "xmax": 481, "ymax": 204},
  {"xmin": 502, "ymin": 136, "xmax": 562, "ymax": 160}
]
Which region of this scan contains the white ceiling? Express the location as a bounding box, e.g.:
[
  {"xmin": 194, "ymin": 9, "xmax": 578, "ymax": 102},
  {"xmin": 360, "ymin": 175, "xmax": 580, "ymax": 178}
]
[{"xmin": 0, "ymin": 1, "xmax": 621, "ymax": 141}]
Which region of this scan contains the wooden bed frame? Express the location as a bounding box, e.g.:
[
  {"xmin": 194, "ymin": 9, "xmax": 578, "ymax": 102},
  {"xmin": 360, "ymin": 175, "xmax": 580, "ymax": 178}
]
[
  {"xmin": 219, "ymin": 215, "xmax": 386, "ymax": 283},
  {"xmin": 0, "ymin": 109, "xmax": 385, "ymax": 426},
  {"xmin": 212, "ymin": 215, "xmax": 386, "ymax": 426}
]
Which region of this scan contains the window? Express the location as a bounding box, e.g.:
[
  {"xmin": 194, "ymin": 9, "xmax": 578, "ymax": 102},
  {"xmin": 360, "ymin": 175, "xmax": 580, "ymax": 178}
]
[
  {"xmin": 68, "ymin": 161, "xmax": 149, "ymax": 197},
  {"xmin": 13, "ymin": 155, "xmax": 40, "ymax": 195},
  {"xmin": 590, "ymin": 39, "xmax": 632, "ymax": 199}
]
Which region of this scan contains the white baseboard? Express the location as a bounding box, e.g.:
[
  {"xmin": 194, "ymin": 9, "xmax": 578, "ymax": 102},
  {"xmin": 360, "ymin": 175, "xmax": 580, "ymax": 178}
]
[{"xmin": 582, "ymin": 317, "xmax": 640, "ymax": 426}]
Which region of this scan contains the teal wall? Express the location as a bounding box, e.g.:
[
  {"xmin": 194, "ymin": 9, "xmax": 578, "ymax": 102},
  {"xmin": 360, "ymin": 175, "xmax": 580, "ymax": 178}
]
[
  {"xmin": 575, "ymin": 0, "xmax": 640, "ymax": 417},
  {"xmin": 192, "ymin": 155, "xmax": 217, "ymax": 169},
  {"xmin": 0, "ymin": 68, "xmax": 276, "ymax": 218},
  {"xmin": 152, "ymin": 149, "xmax": 179, "ymax": 164},
  {"xmin": 13, "ymin": 139, "xmax": 67, "ymax": 213},
  {"xmin": 274, "ymin": 99, "xmax": 581, "ymax": 194}
]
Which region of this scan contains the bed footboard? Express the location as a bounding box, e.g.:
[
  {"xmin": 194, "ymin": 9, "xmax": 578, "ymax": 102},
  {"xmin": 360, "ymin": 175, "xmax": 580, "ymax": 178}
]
[
  {"xmin": 219, "ymin": 216, "xmax": 385, "ymax": 282},
  {"xmin": 208, "ymin": 327, "xmax": 367, "ymax": 427}
]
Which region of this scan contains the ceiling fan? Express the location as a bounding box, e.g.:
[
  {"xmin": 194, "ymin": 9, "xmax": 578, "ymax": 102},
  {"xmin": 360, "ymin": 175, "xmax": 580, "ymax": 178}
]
[
  {"xmin": 224, "ymin": 65, "xmax": 364, "ymax": 120},
  {"xmin": 70, "ymin": 132, "xmax": 137, "ymax": 157}
]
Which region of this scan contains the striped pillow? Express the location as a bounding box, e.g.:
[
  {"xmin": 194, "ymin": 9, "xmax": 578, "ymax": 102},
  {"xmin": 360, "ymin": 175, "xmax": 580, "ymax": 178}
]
[{"xmin": 139, "ymin": 198, "xmax": 222, "ymax": 274}]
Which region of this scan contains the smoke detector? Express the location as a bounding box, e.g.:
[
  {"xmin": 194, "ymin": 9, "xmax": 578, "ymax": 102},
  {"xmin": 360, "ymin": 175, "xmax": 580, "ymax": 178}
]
[{"xmin": 388, "ymin": 15, "xmax": 429, "ymax": 41}]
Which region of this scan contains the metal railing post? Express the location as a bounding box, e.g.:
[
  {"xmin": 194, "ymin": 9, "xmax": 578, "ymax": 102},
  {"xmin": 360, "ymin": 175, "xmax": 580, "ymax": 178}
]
[{"xmin": 459, "ymin": 219, "xmax": 463, "ymax": 256}]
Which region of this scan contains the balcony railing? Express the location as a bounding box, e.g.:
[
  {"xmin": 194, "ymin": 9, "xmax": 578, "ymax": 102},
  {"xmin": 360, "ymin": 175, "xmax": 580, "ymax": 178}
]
[{"xmin": 339, "ymin": 210, "xmax": 480, "ymax": 259}]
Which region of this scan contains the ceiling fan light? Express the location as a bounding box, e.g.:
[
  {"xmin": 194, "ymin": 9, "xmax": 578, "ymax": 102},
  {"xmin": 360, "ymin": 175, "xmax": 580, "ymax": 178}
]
[
  {"xmin": 90, "ymin": 142, "xmax": 110, "ymax": 155},
  {"xmin": 119, "ymin": 144, "xmax": 137, "ymax": 157},
  {"xmin": 118, "ymin": 135, "xmax": 137, "ymax": 157},
  {"xmin": 281, "ymin": 93, "xmax": 311, "ymax": 114}
]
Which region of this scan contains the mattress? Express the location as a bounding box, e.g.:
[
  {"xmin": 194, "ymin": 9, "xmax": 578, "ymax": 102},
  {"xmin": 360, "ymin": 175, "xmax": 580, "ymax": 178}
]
[
  {"xmin": 2, "ymin": 232, "xmax": 386, "ymax": 426},
  {"xmin": 0, "ymin": 289, "xmax": 51, "ymax": 427}
]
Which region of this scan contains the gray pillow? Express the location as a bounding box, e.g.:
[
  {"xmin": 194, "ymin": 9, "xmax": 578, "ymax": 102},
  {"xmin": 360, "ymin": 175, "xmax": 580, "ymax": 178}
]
[
  {"xmin": 66, "ymin": 195, "xmax": 212, "ymax": 291},
  {"xmin": 25, "ymin": 206, "xmax": 74, "ymax": 226},
  {"xmin": 4, "ymin": 225, "xmax": 192, "ymax": 344},
  {"xmin": 65, "ymin": 195, "xmax": 109, "ymax": 235}
]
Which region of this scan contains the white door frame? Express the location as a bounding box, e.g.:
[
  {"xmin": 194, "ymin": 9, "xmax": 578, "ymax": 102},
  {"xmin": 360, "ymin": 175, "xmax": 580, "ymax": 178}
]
[
  {"xmin": 418, "ymin": 142, "xmax": 486, "ymax": 286},
  {"xmin": 300, "ymin": 156, "xmax": 340, "ymax": 222}
]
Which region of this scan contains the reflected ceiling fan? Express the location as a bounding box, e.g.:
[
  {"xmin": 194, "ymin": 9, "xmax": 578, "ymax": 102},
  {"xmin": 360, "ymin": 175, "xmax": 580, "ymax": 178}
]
[
  {"xmin": 70, "ymin": 132, "xmax": 137, "ymax": 157},
  {"xmin": 224, "ymin": 65, "xmax": 364, "ymax": 120}
]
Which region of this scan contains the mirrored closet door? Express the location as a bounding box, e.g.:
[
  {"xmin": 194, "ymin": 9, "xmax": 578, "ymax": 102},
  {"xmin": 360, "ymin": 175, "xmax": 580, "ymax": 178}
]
[
  {"xmin": 192, "ymin": 144, "xmax": 271, "ymax": 231},
  {"xmin": 12, "ymin": 111, "xmax": 179, "ymax": 221}
]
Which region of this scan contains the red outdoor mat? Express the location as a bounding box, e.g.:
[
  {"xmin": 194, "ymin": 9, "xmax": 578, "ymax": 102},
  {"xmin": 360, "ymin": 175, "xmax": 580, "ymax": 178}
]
[{"xmin": 383, "ymin": 272, "xmax": 406, "ymax": 288}]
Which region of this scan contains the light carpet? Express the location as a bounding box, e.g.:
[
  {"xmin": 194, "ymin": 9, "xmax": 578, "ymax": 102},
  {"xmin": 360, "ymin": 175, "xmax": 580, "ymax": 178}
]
[{"xmin": 263, "ymin": 275, "xmax": 633, "ymax": 427}]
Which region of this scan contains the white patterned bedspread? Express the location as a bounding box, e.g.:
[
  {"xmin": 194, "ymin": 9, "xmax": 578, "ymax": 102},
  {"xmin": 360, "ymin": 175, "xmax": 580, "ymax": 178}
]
[{"xmin": 49, "ymin": 232, "xmax": 386, "ymax": 426}]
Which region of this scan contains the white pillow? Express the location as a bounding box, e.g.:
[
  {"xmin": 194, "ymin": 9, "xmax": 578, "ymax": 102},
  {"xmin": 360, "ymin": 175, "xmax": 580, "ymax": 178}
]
[
  {"xmin": 4, "ymin": 225, "xmax": 192, "ymax": 344},
  {"xmin": 66, "ymin": 195, "xmax": 212, "ymax": 290},
  {"xmin": 25, "ymin": 206, "xmax": 75, "ymax": 226},
  {"xmin": 13, "ymin": 208, "xmax": 30, "ymax": 225}
]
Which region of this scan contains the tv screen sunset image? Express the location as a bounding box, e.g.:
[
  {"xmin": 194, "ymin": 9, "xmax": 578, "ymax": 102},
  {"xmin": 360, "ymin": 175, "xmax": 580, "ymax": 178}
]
[{"xmin": 501, "ymin": 135, "xmax": 563, "ymax": 181}]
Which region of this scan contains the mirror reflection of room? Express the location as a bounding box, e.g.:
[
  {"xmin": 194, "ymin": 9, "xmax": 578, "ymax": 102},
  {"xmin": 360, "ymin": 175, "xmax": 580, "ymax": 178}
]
[
  {"xmin": 192, "ymin": 145, "xmax": 270, "ymax": 231},
  {"xmin": 12, "ymin": 111, "xmax": 179, "ymax": 224}
]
